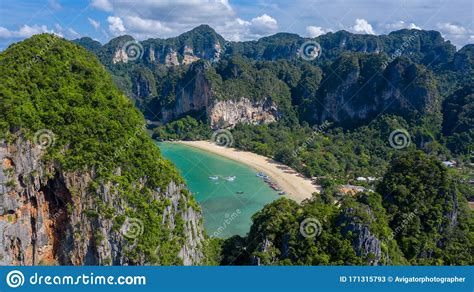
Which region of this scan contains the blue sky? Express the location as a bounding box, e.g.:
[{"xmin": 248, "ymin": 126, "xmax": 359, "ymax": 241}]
[{"xmin": 0, "ymin": 0, "xmax": 473, "ymax": 50}]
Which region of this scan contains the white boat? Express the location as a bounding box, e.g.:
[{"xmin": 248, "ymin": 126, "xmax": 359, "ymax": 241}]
[
  {"xmin": 224, "ymin": 176, "xmax": 236, "ymax": 181},
  {"xmin": 209, "ymin": 176, "xmax": 219, "ymax": 180}
]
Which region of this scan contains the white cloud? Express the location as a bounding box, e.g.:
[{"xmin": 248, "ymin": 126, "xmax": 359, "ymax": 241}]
[
  {"xmin": 437, "ymin": 22, "xmax": 467, "ymax": 36},
  {"xmin": 107, "ymin": 16, "xmax": 126, "ymax": 35},
  {"xmin": 68, "ymin": 28, "xmax": 80, "ymax": 38},
  {"xmin": 91, "ymin": 0, "xmax": 113, "ymax": 12},
  {"xmin": 48, "ymin": 0, "xmax": 62, "ymax": 11},
  {"xmin": 88, "ymin": 18, "xmax": 101, "ymax": 30},
  {"xmin": 54, "ymin": 23, "xmax": 64, "ymax": 32},
  {"xmin": 91, "ymin": 0, "xmax": 278, "ymax": 41},
  {"xmin": 123, "ymin": 16, "xmax": 172, "ymax": 37},
  {"xmin": 217, "ymin": 18, "xmax": 250, "ymax": 41},
  {"xmin": 352, "ymin": 18, "xmax": 375, "ymax": 35},
  {"xmin": 385, "ymin": 21, "xmax": 420, "ymax": 31},
  {"xmin": 0, "ymin": 27, "xmax": 13, "ymax": 38},
  {"xmin": 17, "ymin": 24, "xmax": 55, "ymax": 38},
  {"xmin": 0, "ymin": 24, "xmax": 63, "ymax": 40},
  {"xmin": 436, "ymin": 22, "xmax": 472, "ymax": 47},
  {"xmin": 306, "ymin": 26, "xmax": 328, "ymax": 38},
  {"xmin": 249, "ymin": 14, "xmax": 278, "ymax": 36},
  {"xmin": 213, "ymin": 14, "xmax": 278, "ymax": 41}
]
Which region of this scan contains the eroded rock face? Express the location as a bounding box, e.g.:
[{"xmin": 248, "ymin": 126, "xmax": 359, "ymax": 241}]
[
  {"xmin": 165, "ymin": 51, "xmax": 180, "ymax": 66},
  {"xmin": 343, "ymin": 223, "xmax": 382, "ymax": 265},
  {"xmin": 160, "ymin": 71, "xmax": 279, "ymax": 129},
  {"xmin": 0, "ymin": 138, "xmax": 205, "ymax": 265},
  {"xmin": 339, "ymin": 207, "xmax": 387, "ymax": 266},
  {"xmin": 182, "ymin": 46, "xmax": 201, "ymax": 65},
  {"xmin": 162, "ymin": 68, "xmax": 213, "ymax": 122},
  {"xmin": 112, "ymin": 48, "xmax": 129, "ymax": 64},
  {"xmin": 319, "ymin": 57, "xmax": 439, "ymax": 125},
  {"xmin": 208, "ymin": 98, "xmax": 278, "ymax": 129}
]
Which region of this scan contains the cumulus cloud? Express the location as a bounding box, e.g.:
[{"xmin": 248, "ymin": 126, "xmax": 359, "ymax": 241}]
[
  {"xmin": 107, "ymin": 16, "xmax": 126, "ymax": 35},
  {"xmin": 249, "ymin": 14, "xmax": 278, "ymax": 36},
  {"xmin": 91, "ymin": 0, "xmax": 113, "ymax": 12},
  {"xmin": 305, "ymin": 26, "xmax": 329, "ymax": 38},
  {"xmin": 88, "ymin": 18, "xmax": 101, "ymax": 30},
  {"xmin": 437, "ymin": 22, "xmax": 467, "ymax": 36},
  {"xmin": 0, "ymin": 24, "xmax": 59, "ymax": 39},
  {"xmin": 91, "ymin": 0, "xmax": 278, "ymax": 41},
  {"xmin": 384, "ymin": 21, "xmax": 420, "ymax": 31},
  {"xmin": 123, "ymin": 16, "xmax": 173, "ymax": 38},
  {"xmin": 19, "ymin": 24, "xmax": 55, "ymax": 37},
  {"xmin": 352, "ymin": 18, "xmax": 375, "ymax": 35},
  {"xmin": 0, "ymin": 27, "xmax": 13, "ymax": 38},
  {"xmin": 436, "ymin": 22, "xmax": 472, "ymax": 47}
]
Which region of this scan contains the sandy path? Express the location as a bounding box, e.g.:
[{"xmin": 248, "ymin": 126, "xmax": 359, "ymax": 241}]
[{"xmin": 177, "ymin": 141, "xmax": 320, "ymax": 203}]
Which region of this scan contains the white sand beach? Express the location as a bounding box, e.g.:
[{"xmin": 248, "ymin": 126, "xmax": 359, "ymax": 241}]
[{"xmin": 177, "ymin": 141, "xmax": 320, "ymax": 203}]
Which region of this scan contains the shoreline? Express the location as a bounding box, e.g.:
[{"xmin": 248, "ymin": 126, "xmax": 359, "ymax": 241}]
[{"xmin": 175, "ymin": 140, "xmax": 320, "ymax": 203}]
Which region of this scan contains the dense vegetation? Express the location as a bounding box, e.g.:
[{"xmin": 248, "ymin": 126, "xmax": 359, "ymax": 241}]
[
  {"xmin": 135, "ymin": 27, "xmax": 473, "ymax": 182},
  {"xmin": 71, "ymin": 26, "xmax": 474, "ymax": 266},
  {"xmin": 217, "ymin": 152, "xmax": 473, "ymax": 265},
  {"xmin": 0, "ymin": 34, "xmax": 205, "ymax": 265}
]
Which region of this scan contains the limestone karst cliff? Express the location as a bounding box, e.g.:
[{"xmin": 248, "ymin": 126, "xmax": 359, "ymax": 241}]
[
  {"xmin": 73, "ymin": 26, "xmax": 470, "ymax": 129},
  {"xmin": 0, "ymin": 34, "xmax": 206, "ymax": 265}
]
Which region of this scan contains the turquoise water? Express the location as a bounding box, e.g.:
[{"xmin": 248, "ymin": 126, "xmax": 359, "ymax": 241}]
[{"xmin": 157, "ymin": 142, "xmax": 280, "ymax": 238}]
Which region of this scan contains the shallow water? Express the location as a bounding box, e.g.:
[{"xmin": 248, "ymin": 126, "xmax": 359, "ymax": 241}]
[{"xmin": 157, "ymin": 142, "xmax": 280, "ymax": 238}]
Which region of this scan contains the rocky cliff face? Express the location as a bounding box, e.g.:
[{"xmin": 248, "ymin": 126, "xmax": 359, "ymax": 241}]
[
  {"xmin": 95, "ymin": 25, "xmax": 225, "ymax": 67},
  {"xmin": 160, "ymin": 67, "xmax": 279, "ymax": 128},
  {"xmin": 0, "ymin": 34, "xmax": 209, "ymax": 266},
  {"xmin": 341, "ymin": 221, "xmax": 384, "ymax": 265},
  {"xmin": 74, "ymin": 25, "xmax": 464, "ymax": 130},
  {"xmin": 0, "ymin": 138, "xmax": 204, "ymax": 265},
  {"xmin": 208, "ymin": 98, "xmax": 278, "ymax": 129},
  {"xmin": 161, "ymin": 66, "xmax": 213, "ymax": 122},
  {"xmin": 318, "ymin": 55, "xmax": 439, "ymax": 125}
]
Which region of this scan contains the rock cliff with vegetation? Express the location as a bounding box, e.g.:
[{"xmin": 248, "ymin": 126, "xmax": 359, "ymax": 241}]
[{"xmin": 0, "ymin": 34, "xmax": 207, "ymax": 265}]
